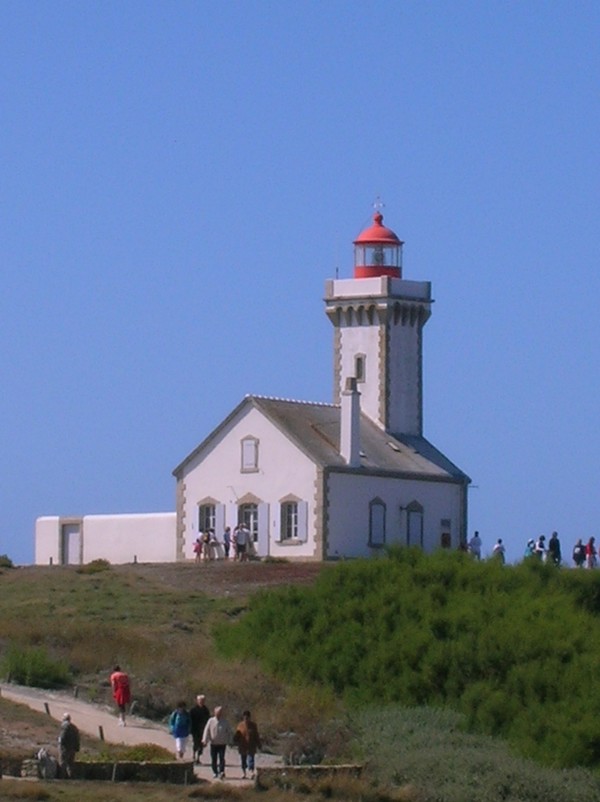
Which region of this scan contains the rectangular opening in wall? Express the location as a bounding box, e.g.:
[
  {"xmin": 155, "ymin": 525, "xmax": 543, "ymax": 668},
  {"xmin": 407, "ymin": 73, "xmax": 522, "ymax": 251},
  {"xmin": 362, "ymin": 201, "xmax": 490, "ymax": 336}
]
[{"xmin": 61, "ymin": 523, "xmax": 81, "ymax": 566}]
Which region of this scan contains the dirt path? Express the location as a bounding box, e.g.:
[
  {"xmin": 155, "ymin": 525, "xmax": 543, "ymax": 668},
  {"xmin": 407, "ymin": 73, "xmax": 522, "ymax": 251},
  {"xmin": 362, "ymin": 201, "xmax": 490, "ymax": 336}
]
[{"xmin": 0, "ymin": 682, "xmax": 282, "ymax": 784}]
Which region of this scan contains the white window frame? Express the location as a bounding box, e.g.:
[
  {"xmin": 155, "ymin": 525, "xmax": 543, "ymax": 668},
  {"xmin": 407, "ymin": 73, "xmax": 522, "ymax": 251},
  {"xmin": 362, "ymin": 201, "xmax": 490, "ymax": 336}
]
[
  {"xmin": 199, "ymin": 504, "xmax": 215, "ymax": 534},
  {"xmin": 280, "ymin": 501, "xmax": 298, "ymax": 541},
  {"xmin": 238, "ymin": 503, "xmax": 258, "ymax": 542},
  {"xmin": 241, "ymin": 437, "xmax": 259, "ymax": 473}
]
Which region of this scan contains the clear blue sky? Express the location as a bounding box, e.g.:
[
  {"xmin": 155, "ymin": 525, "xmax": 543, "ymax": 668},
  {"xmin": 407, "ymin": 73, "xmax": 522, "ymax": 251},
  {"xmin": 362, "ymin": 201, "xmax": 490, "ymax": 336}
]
[{"xmin": 2, "ymin": 1, "xmax": 599, "ymax": 565}]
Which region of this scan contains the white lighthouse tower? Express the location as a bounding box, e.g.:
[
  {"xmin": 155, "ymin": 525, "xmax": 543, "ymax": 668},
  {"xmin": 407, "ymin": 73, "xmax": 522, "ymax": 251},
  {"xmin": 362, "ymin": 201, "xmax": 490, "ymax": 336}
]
[{"xmin": 325, "ymin": 210, "xmax": 432, "ymax": 436}]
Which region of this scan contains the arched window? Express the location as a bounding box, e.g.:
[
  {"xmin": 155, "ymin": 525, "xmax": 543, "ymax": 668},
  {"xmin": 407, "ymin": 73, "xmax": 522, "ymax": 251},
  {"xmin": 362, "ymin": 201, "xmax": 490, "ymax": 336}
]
[
  {"xmin": 406, "ymin": 500, "xmax": 424, "ymax": 548},
  {"xmin": 369, "ymin": 498, "xmax": 386, "ymax": 547}
]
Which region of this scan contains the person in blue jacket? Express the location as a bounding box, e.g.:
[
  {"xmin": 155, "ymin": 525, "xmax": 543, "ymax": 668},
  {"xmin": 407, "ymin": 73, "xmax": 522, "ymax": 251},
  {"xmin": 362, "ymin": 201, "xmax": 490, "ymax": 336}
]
[{"xmin": 169, "ymin": 700, "xmax": 191, "ymax": 759}]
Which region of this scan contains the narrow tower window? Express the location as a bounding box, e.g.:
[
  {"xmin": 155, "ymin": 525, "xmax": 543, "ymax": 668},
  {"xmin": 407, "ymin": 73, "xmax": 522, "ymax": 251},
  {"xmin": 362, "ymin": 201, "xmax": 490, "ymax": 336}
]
[{"xmin": 355, "ymin": 353, "xmax": 366, "ymax": 383}]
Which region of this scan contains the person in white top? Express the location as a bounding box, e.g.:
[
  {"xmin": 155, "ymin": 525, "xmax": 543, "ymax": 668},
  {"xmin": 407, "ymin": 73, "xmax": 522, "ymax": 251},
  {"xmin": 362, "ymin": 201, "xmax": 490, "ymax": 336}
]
[
  {"xmin": 235, "ymin": 524, "xmax": 251, "ymax": 562},
  {"xmin": 468, "ymin": 531, "xmax": 482, "ymax": 560},
  {"xmin": 492, "ymin": 538, "xmax": 505, "ymax": 564},
  {"xmin": 202, "ymin": 705, "xmax": 233, "ymax": 779}
]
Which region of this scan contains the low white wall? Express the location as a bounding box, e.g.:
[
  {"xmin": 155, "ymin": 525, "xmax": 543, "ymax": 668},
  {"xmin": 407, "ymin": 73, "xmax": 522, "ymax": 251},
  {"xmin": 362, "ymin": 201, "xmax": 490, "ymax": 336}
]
[
  {"xmin": 35, "ymin": 516, "xmax": 62, "ymax": 565},
  {"xmin": 82, "ymin": 513, "xmax": 177, "ymax": 564},
  {"xmin": 34, "ymin": 513, "xmax": 177, "ymax": 565}
]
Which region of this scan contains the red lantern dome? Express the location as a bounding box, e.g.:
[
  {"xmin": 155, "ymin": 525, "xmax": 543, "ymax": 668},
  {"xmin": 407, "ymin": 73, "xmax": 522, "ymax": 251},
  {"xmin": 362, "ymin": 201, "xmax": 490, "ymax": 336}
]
[{"xmin": 353, "ymin": 212, "xmax": 403, "ymax": 278}]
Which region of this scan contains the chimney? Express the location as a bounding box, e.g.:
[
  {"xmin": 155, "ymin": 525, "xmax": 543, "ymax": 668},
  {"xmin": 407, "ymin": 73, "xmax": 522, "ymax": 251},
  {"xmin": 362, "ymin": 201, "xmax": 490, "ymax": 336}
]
[{"xmin": 340, "ymin": 377, "xmax": 361, "ymax": 467}]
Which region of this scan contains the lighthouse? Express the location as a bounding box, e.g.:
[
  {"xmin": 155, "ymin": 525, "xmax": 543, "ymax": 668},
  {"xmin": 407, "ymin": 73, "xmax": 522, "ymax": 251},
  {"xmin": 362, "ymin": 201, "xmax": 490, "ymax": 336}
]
[{"xmin": 325, "ymin": 211, "xmax": 432, "ymax": 436}]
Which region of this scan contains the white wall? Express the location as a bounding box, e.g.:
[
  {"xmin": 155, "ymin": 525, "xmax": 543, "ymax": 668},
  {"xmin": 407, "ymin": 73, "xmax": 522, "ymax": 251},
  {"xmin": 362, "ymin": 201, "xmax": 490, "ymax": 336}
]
[
  {"xmin": 326, "ymin": 472, "xmax": 463, "ymax": 558},
  {"xmin": 34, "ymin": 513, "xmax": 177, "ymax": 565},
  {"xmin": 35, "ymin": 516, "xmax": 62, "ymax": 565},
  {"xmin": 339, "ymin": 324, "xmax": 381, "ymax": 426},
  {"xmin": 82, "ymin": 513, "xmax": 176, "ymax": 563},
  {"xmin": 180, "ymin": 405, "xmax": 318, "ymax": 559},
  {"xmin": 387, "ymin": 317, "xmax": 422, "ymax": 435}
]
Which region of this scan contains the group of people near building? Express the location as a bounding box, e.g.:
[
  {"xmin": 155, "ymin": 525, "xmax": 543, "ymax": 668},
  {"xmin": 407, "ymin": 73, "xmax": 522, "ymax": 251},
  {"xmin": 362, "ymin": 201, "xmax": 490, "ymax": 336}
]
[
  {"xmin": 193, "ymin": 524, "xmax": 254, "ymax": 563},
  {"xmin": 468, "ymin": 530, "xmax": 600, "ymax": 568},
  {"xmin": 169, "ymin": 695, "xmax": 262, "ymax": 780}
]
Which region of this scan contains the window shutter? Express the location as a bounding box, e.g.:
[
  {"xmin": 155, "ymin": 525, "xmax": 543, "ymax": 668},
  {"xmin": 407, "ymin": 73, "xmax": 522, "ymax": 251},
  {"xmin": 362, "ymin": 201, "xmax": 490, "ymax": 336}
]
[
  {"xmin": 257, "ymin": 502, "xmax": 269, "ymax": 555},
  {"xmin": 215, "ymin": 504, "xmax": 225, "ymax": 536},
  {"xmin": 297, "ymin": 501, "xmax": 308, "ymax": 542}
]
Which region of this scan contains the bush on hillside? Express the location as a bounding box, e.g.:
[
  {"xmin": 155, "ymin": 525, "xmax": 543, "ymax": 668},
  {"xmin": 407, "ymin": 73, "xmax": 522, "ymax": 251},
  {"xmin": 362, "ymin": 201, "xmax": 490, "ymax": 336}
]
[
  {"xmin": 76, "ymin": 558, "xmax": 111, "ymax": 574},
  {"xmin": 98, "ymin": 743, "xmax": 174, "ymax": 762},
  {"xmin": 2, "ymin": 646, "xmax": 71, "ymax": 688},
  {"xmin": 215, "ymin": 547, "xmax": 600, "ymax": 768},
  {"xmin": 0, "ymin": 554, "xmax": 14, "ymax": 568},
  {"xmin": 353, "ymin": 705, "xmax": 600, "ymax": 802}
]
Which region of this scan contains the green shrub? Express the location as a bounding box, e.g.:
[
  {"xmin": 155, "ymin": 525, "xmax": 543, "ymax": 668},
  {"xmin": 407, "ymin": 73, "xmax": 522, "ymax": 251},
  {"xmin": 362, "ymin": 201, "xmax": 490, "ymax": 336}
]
[
  {"xmin": 98, "ymin": 742, "xmax": 174, "ymax": 762},
  {"xmin": 2, "ymin": 645, "xmax": 71, "ymax": 688},
  {"xmin": 76, "ymin": 558, "xmax": 111, "ymax": 574},
  {"xmin": 0, "ymin": 554, "xmax": 14, "ymax": 568},
  {"xmin": 216, "ymin": 548, "xmax": 600, "ymax": 768},
  {"xmin": 353, "ymin": 705, "xmax": 600, "ymax": 802}
]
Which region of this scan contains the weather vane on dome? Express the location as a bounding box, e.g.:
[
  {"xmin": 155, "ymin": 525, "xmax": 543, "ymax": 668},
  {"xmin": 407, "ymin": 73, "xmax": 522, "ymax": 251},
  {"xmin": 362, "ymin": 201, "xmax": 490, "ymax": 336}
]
[{"xmin": 373, "ymin": 196, "xmax": 385, "ymax": 214}]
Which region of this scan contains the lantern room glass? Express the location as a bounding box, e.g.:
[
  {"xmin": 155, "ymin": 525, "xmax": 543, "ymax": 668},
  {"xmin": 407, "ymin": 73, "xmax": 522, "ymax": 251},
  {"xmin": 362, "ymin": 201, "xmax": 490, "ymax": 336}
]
[{"xmin": 354, "ymin": 243, "xmax": 402, "ymax": 270}]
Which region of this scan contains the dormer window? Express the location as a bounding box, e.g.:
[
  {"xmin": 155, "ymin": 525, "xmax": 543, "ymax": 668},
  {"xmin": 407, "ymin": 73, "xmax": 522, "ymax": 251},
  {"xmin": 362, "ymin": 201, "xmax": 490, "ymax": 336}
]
[{"xmin": 241, "ymin": 436, "xmax": 259, "ymax": 472}]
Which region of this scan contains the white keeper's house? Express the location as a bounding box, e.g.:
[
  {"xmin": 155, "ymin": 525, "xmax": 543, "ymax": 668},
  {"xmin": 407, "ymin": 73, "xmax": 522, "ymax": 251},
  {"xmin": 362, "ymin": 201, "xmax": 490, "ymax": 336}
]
[{"xmin": 36, "ymin": 210, "xmax": 470, "ymax": 565}]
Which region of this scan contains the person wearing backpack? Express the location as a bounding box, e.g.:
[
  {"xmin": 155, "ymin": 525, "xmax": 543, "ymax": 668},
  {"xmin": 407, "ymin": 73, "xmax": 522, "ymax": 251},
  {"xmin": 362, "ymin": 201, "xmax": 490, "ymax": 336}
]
[
  {"xmin": 573, "ymin": 538, "xmax": 586, "ymax": 568},
  {"xmin": 169, "ymin": 701, "xmax": 191, "ymax": 759}
]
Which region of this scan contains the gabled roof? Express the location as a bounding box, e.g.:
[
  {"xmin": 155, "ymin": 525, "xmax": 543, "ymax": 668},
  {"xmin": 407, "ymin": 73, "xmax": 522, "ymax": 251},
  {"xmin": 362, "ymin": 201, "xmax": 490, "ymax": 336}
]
[{"xmin": 173, "ymin": 395, "xmax": 470, "ymax": 484}]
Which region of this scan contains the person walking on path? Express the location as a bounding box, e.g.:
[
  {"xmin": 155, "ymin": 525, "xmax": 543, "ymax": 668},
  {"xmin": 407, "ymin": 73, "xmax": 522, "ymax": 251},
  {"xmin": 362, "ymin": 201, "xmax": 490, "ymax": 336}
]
[
  {"xmin": 233, "ymin": 709, "xmax": 262, "ymax": 779},
  {"xmin": 169, "ymin": 701, "xmax": 192, "ymax": 759},
  {"xmin": 203, "ymin": 705, "xmax": 233, "ymax": 779},
  {"xmin": 190, "ymin": 693, "xmax": 210, "ymax": 765},
  {"xmin": 110, "ymin": 665, "xmax": 131, "ymax": 726},
  {"xmin": 58, "ymin": 712, "xmax": 80, "ymax": 779}
]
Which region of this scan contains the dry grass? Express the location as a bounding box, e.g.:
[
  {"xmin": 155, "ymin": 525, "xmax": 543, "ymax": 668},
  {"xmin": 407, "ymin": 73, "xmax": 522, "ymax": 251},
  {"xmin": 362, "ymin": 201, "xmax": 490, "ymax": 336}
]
[
  {"xmin": 0, "ymin": 562, "xmax": 334, "ymax": 758},
  {"xmin": 0, "ymin": 778, "xmax": 419, "ymax": 802},
  {"xmin": 0, "ymin": 562, "xmax": 327, "ymax": 727}
]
